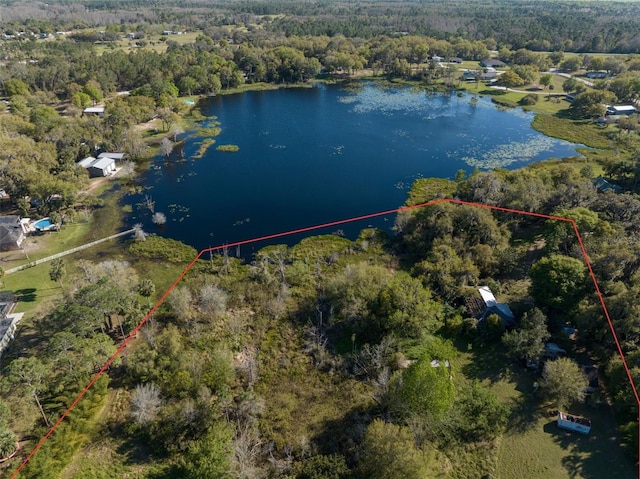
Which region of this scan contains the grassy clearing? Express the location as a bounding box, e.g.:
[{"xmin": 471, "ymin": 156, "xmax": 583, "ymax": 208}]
[
  {"xmin": 454, "ymin": 341, "xmax": 635, "ymax": 479},
  {"xmin": 2, "ymin": 261, "xmax": 63, "ymax": 314},
  {"xmin": 532, "ymin": 114, "xmax": 612, "ymax": 149},
  {"xmin": 524, "ymin": 96, "xmax": 570, "ymax": 115},
  {"xmin": 0, "ymin": 221, "xmax": 91, "ymax": 268},
  {"xmin": 93, "ymin": 31, "xmax": 202, "ymax": 55}
]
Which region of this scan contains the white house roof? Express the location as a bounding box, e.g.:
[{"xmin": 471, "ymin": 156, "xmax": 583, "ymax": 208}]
[
  {"xmin": 78, "ymin": 156, "xmax": 114, "ymax": 170},
  {"xmin": 98, "ymin": 152, "xmax": 125, "ymax": 160},
  {"xmin": 83, "ymin": 107, "xmax": 105, "ymax": 113},
  {"xmin": 92, "ymin": 157, "xmax": 115, "ymax": 170},
  {"xmin": 78, "ymin": 156, "xmax": 97, "ymax": 167},
  {"xmin": 610, "ymin": 105, "xmax": 636, "ymax": 113},
  {"xmin": 478, "ymin": 286, "xmax": 497, "ymax": 306}
]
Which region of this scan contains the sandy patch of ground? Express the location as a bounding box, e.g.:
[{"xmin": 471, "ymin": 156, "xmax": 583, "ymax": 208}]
[{"xmin": 133, "ymin": 117, "xmax": 162, "ymax": 132}]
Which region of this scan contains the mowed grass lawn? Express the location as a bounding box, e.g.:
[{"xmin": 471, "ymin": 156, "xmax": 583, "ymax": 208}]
[{"xmin": 455, "ymin": 342, "xmax": 635, "ymax": 479}]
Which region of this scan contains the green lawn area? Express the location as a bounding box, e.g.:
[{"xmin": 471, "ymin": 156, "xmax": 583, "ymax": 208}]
[
  {"xmin": 454, "ymin": 342, "xmax": 635, "ymax": 479},
  {"xmin": 531, "ymin": 114, "xmax": 612, "ymax": 149},
  {"xmin": 94, "ymin": 31, "xmax": 203, "ymax": 55},
  {"xmin": 1, "ymin": 261, "xmax": 64, "ymax": 315},
  {"xmin": 1, "ymin": 220, "xmax": 92, "ymax": 267},
  {"xmin": 0, "ymin": 221, "xmax": 96, "ymax": 315}
]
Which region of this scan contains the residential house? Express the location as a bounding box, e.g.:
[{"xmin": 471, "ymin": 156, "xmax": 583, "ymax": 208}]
[
  {"xmin": 98, "ymin": 152, "xmax": 125, "ymax": 161},
  {"xmin": 477, "ymin": 285, "xmax": 516, "ymax": 328},
  {"xmin": 480, "ymin": 68, "xmax": 498, "ymax": 81},
  {"xmin": 480, "ymin": 58, "xmax": 506, "ymax": 68},
  {"xmin": 593, "ymin": 176, "xmax": 622, "ymax": 193},
  {"xmin": 462, "ymin": 68, "xmax": 498, "ymax": 82},
  {"xmin": 0, "ymin": 215, "xmax": 26, "ymax": 251},
  {"xmin": 586, "ymin": 71, "xmax": 608, "ymax": 79},
  {"xmin": 78, "ymin": 156, "xmax": 117, "ymax": 178},
  {"xmin": 462, "ymin": 70, "xmax": 480, "ymax": 81},
  {"xmin": 606, "ymin": 105, "xmax": 637, "ymax": 116},
  {"xmin": 0, "ymin": 292, "xmax": 21, "ymax": 358}
]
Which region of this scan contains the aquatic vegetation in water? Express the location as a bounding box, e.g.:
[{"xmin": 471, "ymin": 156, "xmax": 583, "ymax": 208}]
[
  {"xmin": 458, "ymin": 135, "xmax": 564, "ymax": 170},
  {"xmin": 339, "ymin": 84, "xmax": 534, "ymax": 123},
  {"xmin": 168, "ymin": 204, "xmax": 190, "ymax": 215},
  {"xmin": 193, "ymin": 139, "xmax": 216, "ymax": 158},
  {"xmin": 233, "ymin": 218, "xmax": 251, "ymax": 226},
  {"xmin": 216, "ymin": 144, "xmax": 240, "ymax": 152},
  {"xmin": 197, "ymin": 126, "xmax": 222, "ymax": 137},
  {"xmin": 339, "ymin": 85, "xmax": 463, "ymax": 118}
]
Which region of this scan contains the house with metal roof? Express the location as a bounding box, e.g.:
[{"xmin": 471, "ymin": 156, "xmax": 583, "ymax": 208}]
[
  {"xmin": 477, "ymin": 285, "xmax": 516, "ymax": 328},
  {"xmin": 480, "ymin": 58, "xmax": 506, "ymax": 68},
  {"xmin": 78, "ymin": 156, "xmax": 117, "ymax": 178},
  {"xmin": 98, "ymin": 152, "xmax": 125, "ymax": 161}
]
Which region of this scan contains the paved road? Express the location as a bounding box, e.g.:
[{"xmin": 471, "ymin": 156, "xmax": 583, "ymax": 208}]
[{"xmin": 3, "ymin": 228, "xmax": 136, "ymax": 275}]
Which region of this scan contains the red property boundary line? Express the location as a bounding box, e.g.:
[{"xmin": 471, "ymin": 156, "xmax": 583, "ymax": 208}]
[{"xmin": 10, "ymin": 198, "xmax": 640, "ymax": 478}]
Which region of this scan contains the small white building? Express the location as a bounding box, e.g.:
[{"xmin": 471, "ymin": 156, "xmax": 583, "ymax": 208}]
[
  {"xmin": 83, "ymin": 106, "xmax": 105, "ymax": 117},
  {"xmin": 557, "ymin": 411, "xmax": 591, "ymax": 435},
  {"xmin": 78, "ymin": 156, "xmax": 117, "ymax": 178},
  {"xmin": 606, "ymin": 105, "xmax": 636, "ymax": 116}
]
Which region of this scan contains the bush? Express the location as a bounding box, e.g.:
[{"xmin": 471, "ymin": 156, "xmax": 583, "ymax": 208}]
[
  {"xmin": 519, "ymin": 93, "xmax": 539, "ymax": 105},
  {"xmin": 0, "ymin": 429, "xmax": 16, "ymax": 458},
  {"xmin": 129, "ymin": 236, "xmax": 198, "ymax": 263}
]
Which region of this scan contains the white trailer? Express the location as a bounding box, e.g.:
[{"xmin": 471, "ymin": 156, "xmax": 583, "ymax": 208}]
[{"xmin": 557, "ymin": 411, "xmax": 591, "ymax": 435}]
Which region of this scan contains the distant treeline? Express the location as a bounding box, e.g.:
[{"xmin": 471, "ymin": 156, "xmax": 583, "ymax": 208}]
[{"xmin": 2, "ymin": 0, "xmax": 640, "ymax": 53}]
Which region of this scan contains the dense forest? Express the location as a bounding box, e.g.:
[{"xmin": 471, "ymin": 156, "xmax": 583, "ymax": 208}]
[
  {"xmin": 3, "ymin": 0, "xmax": 640, "ymax": 53},
  {"xmin": 1, "ymin": 0, "xmax": 640, "ymax": 478}
]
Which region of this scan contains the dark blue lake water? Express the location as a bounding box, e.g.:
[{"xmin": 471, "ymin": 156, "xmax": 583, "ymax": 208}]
[{"xmin": 128, "ymin": 82, "xmax": 583, "ymax": 255}]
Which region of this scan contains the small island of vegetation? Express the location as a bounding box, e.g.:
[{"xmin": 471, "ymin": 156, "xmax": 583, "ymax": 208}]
[{"xmin": 216, "ymin": 144, "xmax": 240, "ymax": 152}]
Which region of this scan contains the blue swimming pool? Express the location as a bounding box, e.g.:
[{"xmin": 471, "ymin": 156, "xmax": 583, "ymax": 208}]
[{"xmin": 34, "ymin": 218, "xmax": 53, "ymax": 230}]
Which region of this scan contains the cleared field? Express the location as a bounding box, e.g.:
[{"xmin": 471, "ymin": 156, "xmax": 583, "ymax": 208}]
[
  {"xmin": 93, "ymin": 31, "xmax": 202, "ymax": 54},
  {"xmin": 455, "ymin": 343, "xmax": 635, "ymax": 479}
]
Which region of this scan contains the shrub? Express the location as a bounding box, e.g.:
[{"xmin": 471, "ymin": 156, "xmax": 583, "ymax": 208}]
[
  {"xmin": 129, "ymin": 236, "xmax": 197, "ymax": 263},
  {"xmin": 519, "ymin": 93, "xmax": 539, "ymax": 105},
  {"xmin": 0, "ymin": 429, "xmax": 16, "ymax": 458}
]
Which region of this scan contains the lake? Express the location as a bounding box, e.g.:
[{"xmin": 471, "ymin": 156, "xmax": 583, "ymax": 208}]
[{"xmin": 128, "ymin": 82, "xmax": 583, "ymax": 255}]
